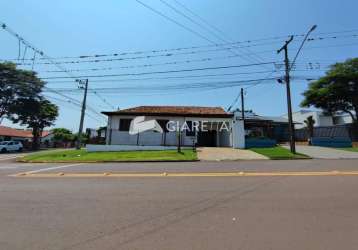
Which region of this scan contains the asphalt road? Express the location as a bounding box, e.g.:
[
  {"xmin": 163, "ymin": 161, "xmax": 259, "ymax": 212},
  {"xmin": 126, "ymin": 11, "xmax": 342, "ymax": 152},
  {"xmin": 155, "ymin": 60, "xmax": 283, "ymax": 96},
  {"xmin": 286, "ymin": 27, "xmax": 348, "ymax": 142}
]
[{"xmin": 0, "ymin": 159, "xmax": 358, "ymax": 250}]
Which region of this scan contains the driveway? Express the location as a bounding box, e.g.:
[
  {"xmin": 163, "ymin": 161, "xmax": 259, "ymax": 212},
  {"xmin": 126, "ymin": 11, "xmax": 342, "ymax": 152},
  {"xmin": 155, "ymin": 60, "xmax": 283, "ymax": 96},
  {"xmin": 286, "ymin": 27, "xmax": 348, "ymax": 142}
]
[
  {"xmin": 284, "ymin": 145, "xmax": 358, "ymax": 159},
  {"xmin": 197, "ymin": 147, "xmax": 268, "ymax": 161}
]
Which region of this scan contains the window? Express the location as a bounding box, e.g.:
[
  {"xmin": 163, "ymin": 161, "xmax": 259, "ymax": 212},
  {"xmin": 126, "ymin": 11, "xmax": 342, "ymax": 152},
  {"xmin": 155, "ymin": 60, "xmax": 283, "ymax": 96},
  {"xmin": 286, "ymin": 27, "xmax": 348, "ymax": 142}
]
[
  {"xmin": 157, "ymin": 120, "xmax": 169, "ymax": 132},
  {"xmin": 119, "ymin": 119, "xmax": 132, "ymax": 131},
  {"xmin": 186, "ymin": 121, "xmax": 196, "ymax": 136}
]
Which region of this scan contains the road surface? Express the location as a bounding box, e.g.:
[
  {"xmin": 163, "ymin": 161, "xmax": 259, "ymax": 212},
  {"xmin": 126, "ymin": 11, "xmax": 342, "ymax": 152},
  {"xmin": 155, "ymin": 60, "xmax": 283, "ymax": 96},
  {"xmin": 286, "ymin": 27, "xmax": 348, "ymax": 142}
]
[{"xmin": 0, "ymin": 159, "xmax": 358, "ymax": 250}]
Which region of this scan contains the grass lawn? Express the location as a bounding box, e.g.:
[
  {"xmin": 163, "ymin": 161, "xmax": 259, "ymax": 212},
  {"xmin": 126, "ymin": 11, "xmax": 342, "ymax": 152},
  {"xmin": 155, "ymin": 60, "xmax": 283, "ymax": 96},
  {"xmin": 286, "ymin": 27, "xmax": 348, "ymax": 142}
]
[
  {"xmin": 21, "ymin": 149, "xmax": 198, "ymax": 163},
  {"xmin": 250, "ymin": 146, "xmax": 310, "ymax": 160},
  {"xmin": 337, "ymin": 147, "xmax": 358, "ymax": 152}
]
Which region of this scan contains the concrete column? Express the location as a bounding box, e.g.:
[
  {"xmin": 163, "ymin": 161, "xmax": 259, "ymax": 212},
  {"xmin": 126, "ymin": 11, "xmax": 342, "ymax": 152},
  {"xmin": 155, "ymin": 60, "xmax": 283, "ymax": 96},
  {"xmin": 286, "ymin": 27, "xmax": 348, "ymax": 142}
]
[{"xmin": 232, "ymin": 120, "xmax": 245, "ymax": 149}]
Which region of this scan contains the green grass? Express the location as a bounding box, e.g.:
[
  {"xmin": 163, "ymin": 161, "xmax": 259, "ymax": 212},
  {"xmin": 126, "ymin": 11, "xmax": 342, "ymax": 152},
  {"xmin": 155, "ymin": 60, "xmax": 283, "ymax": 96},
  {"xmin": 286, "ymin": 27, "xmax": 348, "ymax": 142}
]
[
  {"xmin": 250, "ymin": 146, "xmax": 310, "ymax": 160},
  {"xmin": 21, "ymin": 149, "xmax": 198, "ymax": 163},
  {"xmin": 337, "ymin": 147, "xmax": 358, "ymax": 152}
]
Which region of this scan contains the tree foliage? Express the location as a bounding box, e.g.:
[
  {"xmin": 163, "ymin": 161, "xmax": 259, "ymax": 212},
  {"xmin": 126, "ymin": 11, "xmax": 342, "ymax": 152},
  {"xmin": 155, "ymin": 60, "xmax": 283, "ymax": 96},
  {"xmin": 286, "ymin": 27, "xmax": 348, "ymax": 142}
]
[
  {"xmin": 301, "ymin": 58, "xmax": 358, "ymax": 123},
  {"xmin": 52, "ymin": 128, "xmax": 74, "ymax": 143},
  {"xmin": 11, "ymin": 99, "xmax": 58, "ymax": 149},
  {"xmin": 0, "ymin": 62, "xmax": 44, "ymax": 120}
]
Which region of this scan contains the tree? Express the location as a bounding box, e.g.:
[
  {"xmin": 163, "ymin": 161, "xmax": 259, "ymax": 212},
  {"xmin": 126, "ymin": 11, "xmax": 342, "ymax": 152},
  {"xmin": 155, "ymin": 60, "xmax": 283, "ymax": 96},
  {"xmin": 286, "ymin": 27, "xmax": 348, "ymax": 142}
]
[
  {"xmin": 0, "ymin": 62, "xmax": 44, "ymax": 121},
  {"xmin": 301, "ymin": 58, "xmax": 358, "ymax": 123},
  {"xmin": 52, "ymin": 128, "xmax": 74, "ymax": 146},
  {"xmin": 304, "ymin": 116, "xmax": 315, "ymax": 145},
  {"xmin": 11, "ymin": 99, "xmax": 58, "ymax": 150}
]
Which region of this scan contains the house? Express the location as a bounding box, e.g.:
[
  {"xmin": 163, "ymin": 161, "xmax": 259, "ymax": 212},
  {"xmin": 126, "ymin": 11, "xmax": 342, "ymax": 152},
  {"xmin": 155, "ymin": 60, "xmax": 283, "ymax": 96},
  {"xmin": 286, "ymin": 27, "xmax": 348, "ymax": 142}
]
[
  {"xmin": 234, "ymin": 110, "xmax": 290, "ymax": 142},
  {"xmin": 332, "ymin": 111, "xmax": 355, "ymax": 125},
  {"xmin": 0, "ymin": 125, "xmax": 52, "ymax": 147},
  {"xmin": 102, "ymin": 106, "xmax": 245, "ymax": 149},
  {"xmin": 283, "ymin": 110, "xmax": 356, "ymax": 129},
  {"xmin": 100, "ymin": 105, "xmax": 292, "ymax": 151},
  {"xmin": 282, "ymin": 110, "xmax": 334, "ymax": 129}
]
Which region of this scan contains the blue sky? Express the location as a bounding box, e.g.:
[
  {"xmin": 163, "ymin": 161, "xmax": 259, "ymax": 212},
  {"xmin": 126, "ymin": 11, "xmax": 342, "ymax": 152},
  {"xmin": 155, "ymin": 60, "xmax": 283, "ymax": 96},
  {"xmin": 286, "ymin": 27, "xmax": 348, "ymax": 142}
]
[{"xmin": 1, "ymin": 0, "xmax": 358, "ymax": 131}]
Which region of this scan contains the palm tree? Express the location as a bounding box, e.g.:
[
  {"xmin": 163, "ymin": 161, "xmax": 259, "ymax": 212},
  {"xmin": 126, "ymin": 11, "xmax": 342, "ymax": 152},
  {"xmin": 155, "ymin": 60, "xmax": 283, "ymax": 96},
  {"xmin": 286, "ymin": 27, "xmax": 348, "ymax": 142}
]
[{"xmin": 304, "ymin": 116, "xmax": 316, "ymax": 145}]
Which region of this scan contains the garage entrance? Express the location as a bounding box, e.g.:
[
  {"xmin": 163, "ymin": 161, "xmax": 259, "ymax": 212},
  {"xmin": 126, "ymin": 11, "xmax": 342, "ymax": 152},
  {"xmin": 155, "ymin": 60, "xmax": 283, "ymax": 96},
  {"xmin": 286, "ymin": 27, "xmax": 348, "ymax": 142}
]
[{"xmin": 197, "ymin": 130, "xmax": 217, "ymax": 147}]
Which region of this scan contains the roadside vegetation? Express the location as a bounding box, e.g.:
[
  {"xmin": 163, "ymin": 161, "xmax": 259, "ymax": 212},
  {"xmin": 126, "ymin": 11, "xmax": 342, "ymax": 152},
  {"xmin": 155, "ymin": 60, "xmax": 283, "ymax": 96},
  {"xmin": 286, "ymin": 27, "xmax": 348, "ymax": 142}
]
[
  {"xmin": 338, "ymin": 147, "xmax": 358, "ymax": 152},
  {"xmin": 20, "ymin": 149, "xmax": 198, "ymax": 163},
  {"xmin": 250, "ymin": 146, "xmax": 310, "ymax": 160}
]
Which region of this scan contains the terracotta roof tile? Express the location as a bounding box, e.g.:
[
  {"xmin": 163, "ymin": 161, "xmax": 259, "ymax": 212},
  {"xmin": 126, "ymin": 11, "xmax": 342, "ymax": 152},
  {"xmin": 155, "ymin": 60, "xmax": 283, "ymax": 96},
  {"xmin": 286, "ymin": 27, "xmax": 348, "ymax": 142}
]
[
  {"xmin": 0, "ymin": 126, "xmax": 50, "ymax": 138},
  {"xmin": 102, "ymin": 106, "xmax": 232, "ymax": 117}
]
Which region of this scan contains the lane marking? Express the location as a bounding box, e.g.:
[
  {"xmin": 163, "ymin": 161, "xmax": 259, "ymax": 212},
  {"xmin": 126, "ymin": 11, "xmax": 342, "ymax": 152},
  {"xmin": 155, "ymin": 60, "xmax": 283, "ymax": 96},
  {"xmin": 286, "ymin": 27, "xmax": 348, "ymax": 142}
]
[
  {"xmin": 14, "ymin": 163, "xmax": 84, "ymax": 176},
  {"xmin": 12, "ymin": 170, "xmax": 358, "ymax": 178}
]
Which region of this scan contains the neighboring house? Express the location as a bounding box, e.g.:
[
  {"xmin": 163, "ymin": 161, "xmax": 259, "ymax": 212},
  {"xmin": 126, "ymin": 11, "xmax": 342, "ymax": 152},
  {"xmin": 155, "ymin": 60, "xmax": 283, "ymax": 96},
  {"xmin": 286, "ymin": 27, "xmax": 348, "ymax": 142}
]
[
  {"xmin": 102, "ymin": 106, "xmax": 244, "ymax": 148},
  {"xmin": 86, "ymin": 128, "xmax": 98, "ymax": 139},
  {"xmin": 0, "ymin": 125, "xmax": 51, "ymax": 146},
  {"xmin": 332, "ymin": 111, "xmax": 355, "ymax": 125},
  {"xmin": 283, "ymin": 110, "xmax": 334, "ymax": 129},
  {"xmin": 283, "ymin": 110, "xmax": 356, "ymax": 129},
  {"xmin": 40, "ymin": 131, "xmax": 54, "ymax": 147},
  {"xmin": 234, "ymin": 110, "xmax": 290, "ymax": 142}
]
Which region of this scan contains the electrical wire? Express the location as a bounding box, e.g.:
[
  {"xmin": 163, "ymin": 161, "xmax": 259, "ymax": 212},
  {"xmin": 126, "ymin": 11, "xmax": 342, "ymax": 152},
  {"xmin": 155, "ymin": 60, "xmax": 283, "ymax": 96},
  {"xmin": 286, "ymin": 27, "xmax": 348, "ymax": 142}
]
[
  {"xmin": 1, "ymin": 21, "xmax": 114, "ymax": 111},
  {"xmin": 40, "ymin": 61, "xmax": 276, "ymax": 80}
]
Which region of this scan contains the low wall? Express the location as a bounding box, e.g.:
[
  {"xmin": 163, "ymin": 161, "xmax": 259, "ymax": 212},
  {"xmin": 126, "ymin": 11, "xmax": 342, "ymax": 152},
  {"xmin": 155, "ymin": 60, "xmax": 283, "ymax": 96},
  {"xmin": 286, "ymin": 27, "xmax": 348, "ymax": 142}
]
[
  {"xmin": 311, "ymin": 137, "xmax": 352, "ymax": 148},
  {"xmin": 245, "ymin": 138, "xmax": 277, "ymax": 148},
  {"xmin": 86, "ymin": 144, "xmax": 190, "ymax": 152}
]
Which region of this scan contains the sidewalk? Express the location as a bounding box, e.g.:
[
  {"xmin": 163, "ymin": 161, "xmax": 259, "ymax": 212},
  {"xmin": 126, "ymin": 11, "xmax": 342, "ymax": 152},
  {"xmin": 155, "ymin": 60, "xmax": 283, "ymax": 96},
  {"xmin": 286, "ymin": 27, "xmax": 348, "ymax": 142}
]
[
  {"xmin": 283, "ymin": 145, "xmax": 358, "ymax": 159},
  {"xmin": 197, "ymin": 147, "xmax": 268, "ymax": 161}
]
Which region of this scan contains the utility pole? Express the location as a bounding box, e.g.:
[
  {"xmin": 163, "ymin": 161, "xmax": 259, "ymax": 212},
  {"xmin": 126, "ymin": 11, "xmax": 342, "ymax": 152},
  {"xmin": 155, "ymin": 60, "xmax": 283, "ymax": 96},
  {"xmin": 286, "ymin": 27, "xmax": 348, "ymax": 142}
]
[
  {"xmin": 277, "ymin": 36, "xmax": 296, "ymax": 154},
  {"xmin": 276, "ymin": 25, "xmax": 317, "ymax": 154},
  {"xmin": 76, "ymin": 79, "xmax": 89, "ymax": 150},
  {"xmin": 240, "ymin": 88, "xmax": 245, "ymax": 121}
]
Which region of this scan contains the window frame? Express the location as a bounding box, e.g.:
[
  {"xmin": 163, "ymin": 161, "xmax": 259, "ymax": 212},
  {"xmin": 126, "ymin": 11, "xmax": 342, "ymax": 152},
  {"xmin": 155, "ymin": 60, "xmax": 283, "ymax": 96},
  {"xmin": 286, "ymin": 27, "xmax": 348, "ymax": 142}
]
[{"xmin": 119, "ymin": 119, "xmax": 132, "ymax": 131}]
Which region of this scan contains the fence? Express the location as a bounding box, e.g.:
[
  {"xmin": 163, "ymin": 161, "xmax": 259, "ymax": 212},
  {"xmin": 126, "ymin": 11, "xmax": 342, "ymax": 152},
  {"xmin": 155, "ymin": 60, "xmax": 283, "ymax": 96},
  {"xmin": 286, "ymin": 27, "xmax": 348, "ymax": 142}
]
[{"xmin": 295, "ymin": 125, "xmax": 351, "ymax": 141}]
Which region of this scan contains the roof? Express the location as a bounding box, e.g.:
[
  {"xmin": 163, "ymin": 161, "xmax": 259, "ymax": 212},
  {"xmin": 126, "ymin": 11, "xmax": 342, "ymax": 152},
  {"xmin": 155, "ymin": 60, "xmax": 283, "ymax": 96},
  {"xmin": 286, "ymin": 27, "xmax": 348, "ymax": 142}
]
[
  {"xmin": 0, "ymin": 126, "xmax": 50, "ymax": 138},
  {"xmin": 234, "ymin": 111, "xmax": 291, "ymax": 124},
  {"xmin": 102, "ymin": 106, "xmax": 233, "ymax": 118}
]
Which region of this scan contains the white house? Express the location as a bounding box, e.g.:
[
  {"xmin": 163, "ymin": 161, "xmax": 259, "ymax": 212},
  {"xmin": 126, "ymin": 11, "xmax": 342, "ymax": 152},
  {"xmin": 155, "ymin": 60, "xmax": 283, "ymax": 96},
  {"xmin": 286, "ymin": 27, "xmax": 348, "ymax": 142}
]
[
  {"xmin": 283, "ymin": 110, "xmax": 334, "ymax": 129},
  {"xmin": 101, "ymin": 106, "xmax": 245, "ymax": 149},
  {"xmin": 283, "ymin": 110, "xmax": 355, "ymax": 129}
]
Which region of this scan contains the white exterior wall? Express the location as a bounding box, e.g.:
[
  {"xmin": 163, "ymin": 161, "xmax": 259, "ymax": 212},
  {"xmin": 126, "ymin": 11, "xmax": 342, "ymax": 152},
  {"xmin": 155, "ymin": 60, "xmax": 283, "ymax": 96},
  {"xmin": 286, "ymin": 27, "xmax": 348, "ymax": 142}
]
[
  {"xmin": 334, "ymin": 115, "xmax": 354, "ymax": 125},
  {"xmin": 288, "ymin": 111, "xmax": 334, "ymax": 129},
  {"xmin": 232, "ymin": 118, "xmax": 245, "ymax": 149},
  {"xmin": 106, "ymin": 115, "xmax": 233, "ymax": 147}
]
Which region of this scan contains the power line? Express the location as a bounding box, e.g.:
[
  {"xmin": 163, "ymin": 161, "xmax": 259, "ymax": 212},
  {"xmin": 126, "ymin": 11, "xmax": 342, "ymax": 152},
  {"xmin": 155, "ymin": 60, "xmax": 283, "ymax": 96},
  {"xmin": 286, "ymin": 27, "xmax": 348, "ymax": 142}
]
[
  {"xmin": 41, "ymin": 61, "xmax": 276, "ymax": 80},
  {"xmin": 45, "ymin": 69, "xmax": 280, "ymax": 84},
  {"xmin": 158, "ymin": 0, "xmax": 265, "ymax": 66},
  {"xmin": 135, "ymin": 0, "xmax": 217, "ymax": 44},
  {"xmin": 10, "ymin": 41, "xmax": 282, "ymax": 66},
  {"xmin": 44, "ymin": 77, "xmax": 279, "ymax": 93},
  {"xmin": 43, "ymin": 95, "xmax": 106, "ymax": 123},
  {"xmin": 2, "ymin": 30, "xmax": 357, "ymax": 63},
  {"xmin": 136, "ymin": 0, "xmax": 271, "ymax": 69},
  {"xmin": 0, "ymin": 36, "xmax": 293, "ymax": 62},
  {"xmin": 169, "ymin": 0, "xmax": 267, "ymax": 64},
  {"xmin": 36, "ymin": 52, "xmax": 274, "ymax": 73},
  {"xmin": 1, "ymin": 21, "xmax": 114, "ymax": 111}
]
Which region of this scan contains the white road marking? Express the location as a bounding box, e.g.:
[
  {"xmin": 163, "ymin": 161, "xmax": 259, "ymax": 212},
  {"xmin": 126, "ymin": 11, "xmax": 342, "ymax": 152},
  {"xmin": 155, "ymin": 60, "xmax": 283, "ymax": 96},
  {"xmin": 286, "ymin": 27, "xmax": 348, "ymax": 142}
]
[{"xmin": 25, "ymin": 163, "xmax": 84, "ymax": 174}]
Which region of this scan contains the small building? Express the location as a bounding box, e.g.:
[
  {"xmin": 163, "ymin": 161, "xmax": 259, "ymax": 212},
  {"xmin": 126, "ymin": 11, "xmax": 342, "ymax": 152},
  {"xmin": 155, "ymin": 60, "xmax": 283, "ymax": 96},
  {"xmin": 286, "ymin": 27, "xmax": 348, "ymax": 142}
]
[
  {"xmin": 234, "ymin": 110, "xmax": 291, "ymax": 144},
  {"xmin": 102, "ymin": 106, "xmax": 245, "ymax": 148},
  {"xmin": 283, "ymin": 110, "xmax": 334, "ymax": 129},
  {"xmin": 0, "ymin": 125, "xmax": 51, "ymax": 147}
]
